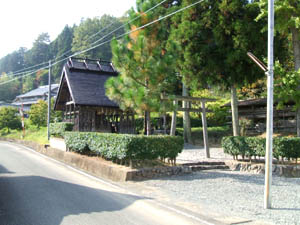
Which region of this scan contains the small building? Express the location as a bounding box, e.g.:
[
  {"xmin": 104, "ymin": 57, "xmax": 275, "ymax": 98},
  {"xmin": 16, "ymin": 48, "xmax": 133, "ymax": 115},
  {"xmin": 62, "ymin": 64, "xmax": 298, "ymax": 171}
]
[
  {"xmin": 54, "ymin": 57, "xmax": 135, "ymax": 134},
  {"xmin": 12, "ymin": 84, "xmax": 59, "ymax": 111},
  {"xmin": 224, "ymin": 98, "xmax": 296, "ymax": 134}
]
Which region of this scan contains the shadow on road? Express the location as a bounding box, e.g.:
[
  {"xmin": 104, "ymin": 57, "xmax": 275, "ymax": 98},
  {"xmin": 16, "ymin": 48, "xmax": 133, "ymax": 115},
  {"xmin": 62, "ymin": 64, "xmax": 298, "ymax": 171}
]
[
  {"xmin": 0, "ymin": 164, "xmax": 14, "ymax": 174},
  {"xmin": 0, "ymin": 174, "xmax": 148, "ymax": 225}
]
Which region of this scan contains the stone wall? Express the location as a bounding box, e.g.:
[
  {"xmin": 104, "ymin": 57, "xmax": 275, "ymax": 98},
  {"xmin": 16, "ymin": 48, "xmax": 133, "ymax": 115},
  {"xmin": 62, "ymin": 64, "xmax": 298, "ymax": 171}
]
[{"xmin": 225, "ymin": 160, "xmax": 300, "ymax": 178}]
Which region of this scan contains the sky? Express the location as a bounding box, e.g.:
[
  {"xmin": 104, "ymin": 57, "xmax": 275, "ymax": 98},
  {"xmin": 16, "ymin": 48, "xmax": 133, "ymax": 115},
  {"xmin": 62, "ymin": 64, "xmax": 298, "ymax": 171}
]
[{"xmin": 0, "ymin": 0, "xmax": 136, "ymax": 58}]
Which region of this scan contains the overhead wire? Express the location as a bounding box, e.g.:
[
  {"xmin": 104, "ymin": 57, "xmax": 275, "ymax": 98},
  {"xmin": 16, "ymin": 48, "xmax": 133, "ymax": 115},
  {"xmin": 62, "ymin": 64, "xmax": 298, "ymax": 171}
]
[
  {"xmin": 4, "ymin": 0, "xmax": 168, "ymax": 77},
  {"xmin": 0, "ymin": 0, "xmax": 204, "ymax": 87}
]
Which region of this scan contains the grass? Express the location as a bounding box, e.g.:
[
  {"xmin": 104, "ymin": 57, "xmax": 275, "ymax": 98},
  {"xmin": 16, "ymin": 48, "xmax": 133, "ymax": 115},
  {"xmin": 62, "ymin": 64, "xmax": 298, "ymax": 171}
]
[{"xmin": 2, "ymin": 126, "xmax": 48, "ymax": 145}]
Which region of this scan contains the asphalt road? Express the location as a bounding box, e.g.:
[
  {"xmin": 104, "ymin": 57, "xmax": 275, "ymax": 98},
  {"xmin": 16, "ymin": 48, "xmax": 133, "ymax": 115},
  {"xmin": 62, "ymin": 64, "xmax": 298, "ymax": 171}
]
[{"xmin": 0, "ymin": 141, "xmax": 219, "ymax": 225}]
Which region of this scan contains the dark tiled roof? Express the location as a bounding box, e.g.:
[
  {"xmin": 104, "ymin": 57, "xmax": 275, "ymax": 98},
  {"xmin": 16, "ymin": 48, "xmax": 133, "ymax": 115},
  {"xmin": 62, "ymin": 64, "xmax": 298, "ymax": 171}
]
[
  {"xmin": 16, "ymin": 84, "xmax": 59, "ymax": 98},
  {"xmin": 55, "ymin": 58, "xmax": 119, "ymax": 109}
]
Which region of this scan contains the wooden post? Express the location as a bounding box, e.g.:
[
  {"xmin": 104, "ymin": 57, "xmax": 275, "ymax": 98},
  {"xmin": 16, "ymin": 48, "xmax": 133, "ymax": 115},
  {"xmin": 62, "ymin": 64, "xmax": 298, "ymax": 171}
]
[
  {"xmin": 201, "ymin": 101, "xmax": 210, "ymax": 158},
  {"xmin": 170, "ymin": 100, "xmax": 178, "ymax": 136}
]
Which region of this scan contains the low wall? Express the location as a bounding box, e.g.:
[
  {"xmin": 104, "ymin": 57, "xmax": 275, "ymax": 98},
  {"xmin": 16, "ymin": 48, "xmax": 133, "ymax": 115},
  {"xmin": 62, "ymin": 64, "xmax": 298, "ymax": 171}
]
[
  {"xmin": 225, "ymin": 160, "xmax": 300, "ymax": 178},
  {"xmin": 0, "ymin": 138, "xmax": 191, "ymax": 181},
  {"xmin": 50, "ymin": 137, "xmax": 67, "ymax": 151}
]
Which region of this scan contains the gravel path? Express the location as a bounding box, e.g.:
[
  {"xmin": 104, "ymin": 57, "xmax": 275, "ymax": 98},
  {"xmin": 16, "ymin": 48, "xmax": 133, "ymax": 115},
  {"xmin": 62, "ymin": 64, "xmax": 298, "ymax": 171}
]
[{"xmin": 138, "ymin": 146, "xmax": 300, "ymax": 225}]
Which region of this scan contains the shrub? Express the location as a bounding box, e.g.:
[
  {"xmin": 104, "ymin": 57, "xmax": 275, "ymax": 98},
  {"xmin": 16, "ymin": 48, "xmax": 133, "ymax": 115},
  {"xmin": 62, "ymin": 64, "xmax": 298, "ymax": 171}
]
[
  {"xmin": 64, "ymin": 132, "xmax": 184, "ymax": 163},
  {"xmin": 0, "ymin": 107, "xmax": 22, "ymax": 132},
  {"xmin": 50, "ymin": 122, "xmax": 74, "ymax": 138},
  {"xmin": 29, "ymin": 100, "xmax": 48, "ymax": 127},
  {"xmin": 222, "ymin": 136, "xmax": 300, "ymax": 161},
  {"xmin": 64, "ymin": 132, "xmax": 90, "ymax": 153}
]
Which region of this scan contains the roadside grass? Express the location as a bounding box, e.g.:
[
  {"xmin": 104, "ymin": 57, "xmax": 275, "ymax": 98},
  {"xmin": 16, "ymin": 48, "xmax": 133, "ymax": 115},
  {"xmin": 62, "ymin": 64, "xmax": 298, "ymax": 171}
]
[{"xmin": 2, "ymin": 126, "xmax": 48, "ymax": 145}]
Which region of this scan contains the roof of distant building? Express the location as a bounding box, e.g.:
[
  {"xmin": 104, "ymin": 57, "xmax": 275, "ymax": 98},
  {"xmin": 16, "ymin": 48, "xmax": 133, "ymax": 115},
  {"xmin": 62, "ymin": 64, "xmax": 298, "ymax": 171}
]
[{"xmin": 16, "ymin": 84, "xmax": 59, "ymax": 99}]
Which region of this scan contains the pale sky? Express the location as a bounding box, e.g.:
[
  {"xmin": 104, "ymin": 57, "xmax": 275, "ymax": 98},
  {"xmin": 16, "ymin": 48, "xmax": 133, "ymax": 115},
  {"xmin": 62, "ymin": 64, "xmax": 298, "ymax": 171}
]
[{"xmin": 0, "ymin": 0, "xmax": 136, "ymax": 58}]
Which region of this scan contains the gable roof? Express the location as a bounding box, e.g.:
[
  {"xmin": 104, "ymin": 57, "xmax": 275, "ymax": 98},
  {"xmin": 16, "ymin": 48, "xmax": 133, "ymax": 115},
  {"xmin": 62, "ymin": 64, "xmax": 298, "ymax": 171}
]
[
  {"xmin": 16, "ymin": 84, "xmax": 59, "ymax": 99},
  {"xmin": 54, "ymin": 58, "xmax": 119, "ymax": 110}
]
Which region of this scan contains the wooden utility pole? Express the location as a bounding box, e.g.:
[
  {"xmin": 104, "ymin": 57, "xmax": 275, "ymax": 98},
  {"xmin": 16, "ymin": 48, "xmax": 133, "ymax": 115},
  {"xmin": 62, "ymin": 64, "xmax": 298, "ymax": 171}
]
[
  {"xmin": 47, "ymin": 60, "xmax": 51, "ymax": 141},
  {"xmin": 264, "ymin": 0, "xmax": 274, "ymax": 210}
]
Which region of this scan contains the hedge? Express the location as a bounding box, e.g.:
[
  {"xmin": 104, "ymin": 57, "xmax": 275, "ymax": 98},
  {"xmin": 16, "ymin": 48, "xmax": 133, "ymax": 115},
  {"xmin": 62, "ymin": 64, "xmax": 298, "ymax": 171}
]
[
  {"xmin": 222, "ymin": 136, "xmax": 300, "ymax": 160},
  {"xmin": 64, "ymin": 132, "xmax": 184, "ymax": 163},
  {"xmin": 50, "ymin": 122, "xmax": 74, "ymax": 138}
]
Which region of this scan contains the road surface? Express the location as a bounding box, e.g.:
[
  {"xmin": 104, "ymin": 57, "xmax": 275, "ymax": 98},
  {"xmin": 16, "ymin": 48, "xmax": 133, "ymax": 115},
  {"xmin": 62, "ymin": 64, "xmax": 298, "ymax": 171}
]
[{"xmin": 0, "ymin": 141, "xmax": 220, "ymax": 225}]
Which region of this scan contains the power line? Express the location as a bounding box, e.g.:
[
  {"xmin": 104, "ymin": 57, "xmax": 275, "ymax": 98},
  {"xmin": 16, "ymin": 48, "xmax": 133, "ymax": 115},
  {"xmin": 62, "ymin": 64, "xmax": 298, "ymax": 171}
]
[
  {"xmin": 4, "ymin": 0, "xmax": 168, "ymax": 77},
  {"xmin": 0, "ymin": 0, "xmax": 204, "ymax": 87}
]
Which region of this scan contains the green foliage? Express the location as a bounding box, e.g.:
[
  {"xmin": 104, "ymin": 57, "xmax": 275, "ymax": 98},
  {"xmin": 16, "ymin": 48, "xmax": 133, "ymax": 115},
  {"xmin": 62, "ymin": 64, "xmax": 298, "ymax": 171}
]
[
  {"xmin": 50, "ymin": 122, "xmax": 74, "ymax": 138},
  {"xmin": 72, "ymin": 15, "xmax": 123, "ymax": 60},
  {"xmin": 222, "ymin": 136, "xmax": 300, "ymax": 160},
  {"xmin": 0, "ymin": 107, "xmax": 21, "ymax": 132},
  {"xmin": 64, "ymin": 132, "xmax": 184, "ymax": 162},
  {"xmin": 190, "ymin": 89, "xmax": 230, "ymax": 126},
  {"xmin": 169, "ymin": 0, "xmax": 266, "ymax": 90},
  {"xmin": 29, "ymin": 100, "xmax": 48, "ymax": 127},
  {"xmin": 106, "ymin": 1, "xmax": 179, "ymax": 116},
  {"xmin": 274, "ymin": 61, "xmax": 300, "ymax": 109},
  {"xmin": 0, "ymin": 73, "xmax": 21, "ymax": 101}
]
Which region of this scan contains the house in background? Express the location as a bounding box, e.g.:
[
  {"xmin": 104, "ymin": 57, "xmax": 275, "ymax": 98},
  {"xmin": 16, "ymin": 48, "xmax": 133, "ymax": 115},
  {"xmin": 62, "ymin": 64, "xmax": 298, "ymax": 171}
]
[
  {"xmin": 12, "ymin": 84, "xmax": 59, "ymax": 111},
  {"xmin": 54, "ymin": 57, "xmax": 135, "ymax": 134},
  {"xmin": 224, "ymin": 98, "xmax": 296, "ymax": 134}
]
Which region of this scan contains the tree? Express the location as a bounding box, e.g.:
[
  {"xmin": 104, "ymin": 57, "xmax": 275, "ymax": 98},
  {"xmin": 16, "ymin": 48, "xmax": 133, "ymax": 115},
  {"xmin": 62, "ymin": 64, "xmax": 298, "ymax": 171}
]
[
  {"xmin": 25, "ymin": 33, "xmax": 51, "ymax": 66},
  {"xmin": 29, "ymin": 100, "xmax": 48, "ymax": 127},
  {"xmin": 0, "ymin": 73, "xmax": 21, "ymax": 101},
  {"xmin": 258, "ymin": 0, "xmax": 300, "ymax": 135},
  {"xmin": 72, "ymin": 15, "xmax": 124, "ymax": 60},
  {"xmin": 168, "ymin": 0, "xmax": 268, "ymax": 136},
  {"xmin": 0, "ymin": 107, "xmax": 21, "ymax": 132},
  {"xmin": 106, "ymin": 1, "xmax": 179, "ymax": 135},
  {"xmin": 50, "ymin": 25, "xmax": 75, "ymax": 81}
]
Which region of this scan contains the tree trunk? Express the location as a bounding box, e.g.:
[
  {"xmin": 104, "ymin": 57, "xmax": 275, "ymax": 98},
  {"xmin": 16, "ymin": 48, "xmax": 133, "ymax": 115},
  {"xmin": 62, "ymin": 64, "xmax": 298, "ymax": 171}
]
[
  {"xmin": 146, "ymin": 110, "xmax": 151, "ymax": 136},
  {"xmin": 144, "ymin": 111, "xmax": 147, "ymax": 135},
  {"xmin": 182, "ymin": 84, "xmax": 192, "ymax": 143},
  {"xmin": 292, "ymin": 28, "xmax": 300, "ymax": 137},
  {"xmin": 231, "ymin": 85, "xmax": 240, "ymax": 136}
]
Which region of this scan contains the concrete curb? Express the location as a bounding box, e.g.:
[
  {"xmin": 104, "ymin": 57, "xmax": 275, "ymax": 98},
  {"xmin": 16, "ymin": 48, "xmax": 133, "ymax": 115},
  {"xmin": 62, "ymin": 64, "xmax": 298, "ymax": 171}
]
[
  {"xmin": 0, "ymin": 138, "xmax": 132, "ymax": 182},
  {"xmin": 0, "ymin": 138, "xmax": 192, "ymax": 182}
]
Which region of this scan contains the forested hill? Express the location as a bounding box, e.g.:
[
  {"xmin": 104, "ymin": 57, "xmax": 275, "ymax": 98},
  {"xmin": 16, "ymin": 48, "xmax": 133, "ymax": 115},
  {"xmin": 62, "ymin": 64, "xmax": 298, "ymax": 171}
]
[{"xmin": 0, "ymin": 14, "xmax": 124, "ymax": 102}]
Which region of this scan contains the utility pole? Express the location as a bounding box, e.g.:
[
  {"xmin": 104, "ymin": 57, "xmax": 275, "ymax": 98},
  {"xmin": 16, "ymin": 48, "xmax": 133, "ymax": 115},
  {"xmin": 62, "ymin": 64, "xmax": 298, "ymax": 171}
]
[
  {"xmin": 47, "ymin": 60, "xmax": 51, "ymax": 141},
  {"xmin": 264, "ymin": 0, "xmax": 274, "ymax": 209}
]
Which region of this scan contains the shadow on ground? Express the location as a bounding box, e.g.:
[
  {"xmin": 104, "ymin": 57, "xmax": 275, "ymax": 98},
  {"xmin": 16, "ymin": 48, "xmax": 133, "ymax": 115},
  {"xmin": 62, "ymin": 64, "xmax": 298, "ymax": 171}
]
[{"xmin": 0, "ymin": 166, "xmax": 147, "ymax": 225}]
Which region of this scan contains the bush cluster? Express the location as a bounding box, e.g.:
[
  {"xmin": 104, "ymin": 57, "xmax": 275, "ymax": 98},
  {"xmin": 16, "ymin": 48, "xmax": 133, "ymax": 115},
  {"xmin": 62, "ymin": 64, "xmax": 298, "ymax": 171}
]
[
  {"xmin": 222, "ymin": 136, "xmax": 300, "ymax": 160},
  {"xmin": 64, "ymin": 132, "xmax": 184, "ymax": 163},
  {"xmin": 50, "ymin": 122, "xmax": 74, "ymax": 138}
]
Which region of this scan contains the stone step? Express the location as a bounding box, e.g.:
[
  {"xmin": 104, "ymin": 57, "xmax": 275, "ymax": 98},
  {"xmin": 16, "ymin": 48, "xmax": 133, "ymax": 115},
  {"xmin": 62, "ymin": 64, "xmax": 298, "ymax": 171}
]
[
  {"xmin": 182, "ymin": 161, "xmax": 226, "ymax": 166},
  {"xmin": 189, "ymin": 165, "xmax": 230, "ymax": 171}
]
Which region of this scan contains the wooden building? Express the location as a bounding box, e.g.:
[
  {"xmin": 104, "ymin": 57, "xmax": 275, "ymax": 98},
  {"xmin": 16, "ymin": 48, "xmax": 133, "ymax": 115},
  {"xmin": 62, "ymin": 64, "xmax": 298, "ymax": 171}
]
[
  {"xmin": 224, "ymin": 98, "xmax": 296, "ymax": 133},
  {"xmin": 54, "ymin": 58, "xmax": 135, "ymax": 133}
]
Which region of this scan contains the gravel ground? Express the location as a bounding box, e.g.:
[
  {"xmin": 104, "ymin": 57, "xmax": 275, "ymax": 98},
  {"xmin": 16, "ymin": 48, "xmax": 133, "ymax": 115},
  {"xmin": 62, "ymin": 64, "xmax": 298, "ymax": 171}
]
[{"xmin": 139, "ymin": 146, "xmax": 300, "ymax": 225}]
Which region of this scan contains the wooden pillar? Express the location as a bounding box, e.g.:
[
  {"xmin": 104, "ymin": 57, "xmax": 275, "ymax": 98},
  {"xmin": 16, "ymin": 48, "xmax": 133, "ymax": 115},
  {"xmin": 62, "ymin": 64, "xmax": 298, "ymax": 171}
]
[
  {"xmin": 170, "ymin": 100, "xmax": 178, "ymax": 136},
  {"xmin": 201, "ymin": 101, "xmax": 210, "ymax": 158}
]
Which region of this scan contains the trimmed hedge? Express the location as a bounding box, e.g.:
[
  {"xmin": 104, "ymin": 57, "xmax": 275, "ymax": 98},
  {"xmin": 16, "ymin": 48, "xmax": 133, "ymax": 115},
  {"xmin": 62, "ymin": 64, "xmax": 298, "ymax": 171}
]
[
  {"xmin": 222, "ymin": 136, "xmax": 300, "ymax": 160},
  {"xmin": 64, "ymin": 132, "xmax": 184, "ymax": 162},
  {"xmin": 50, "ymin": 122, "xmax": 74, "ymax": 138}
]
